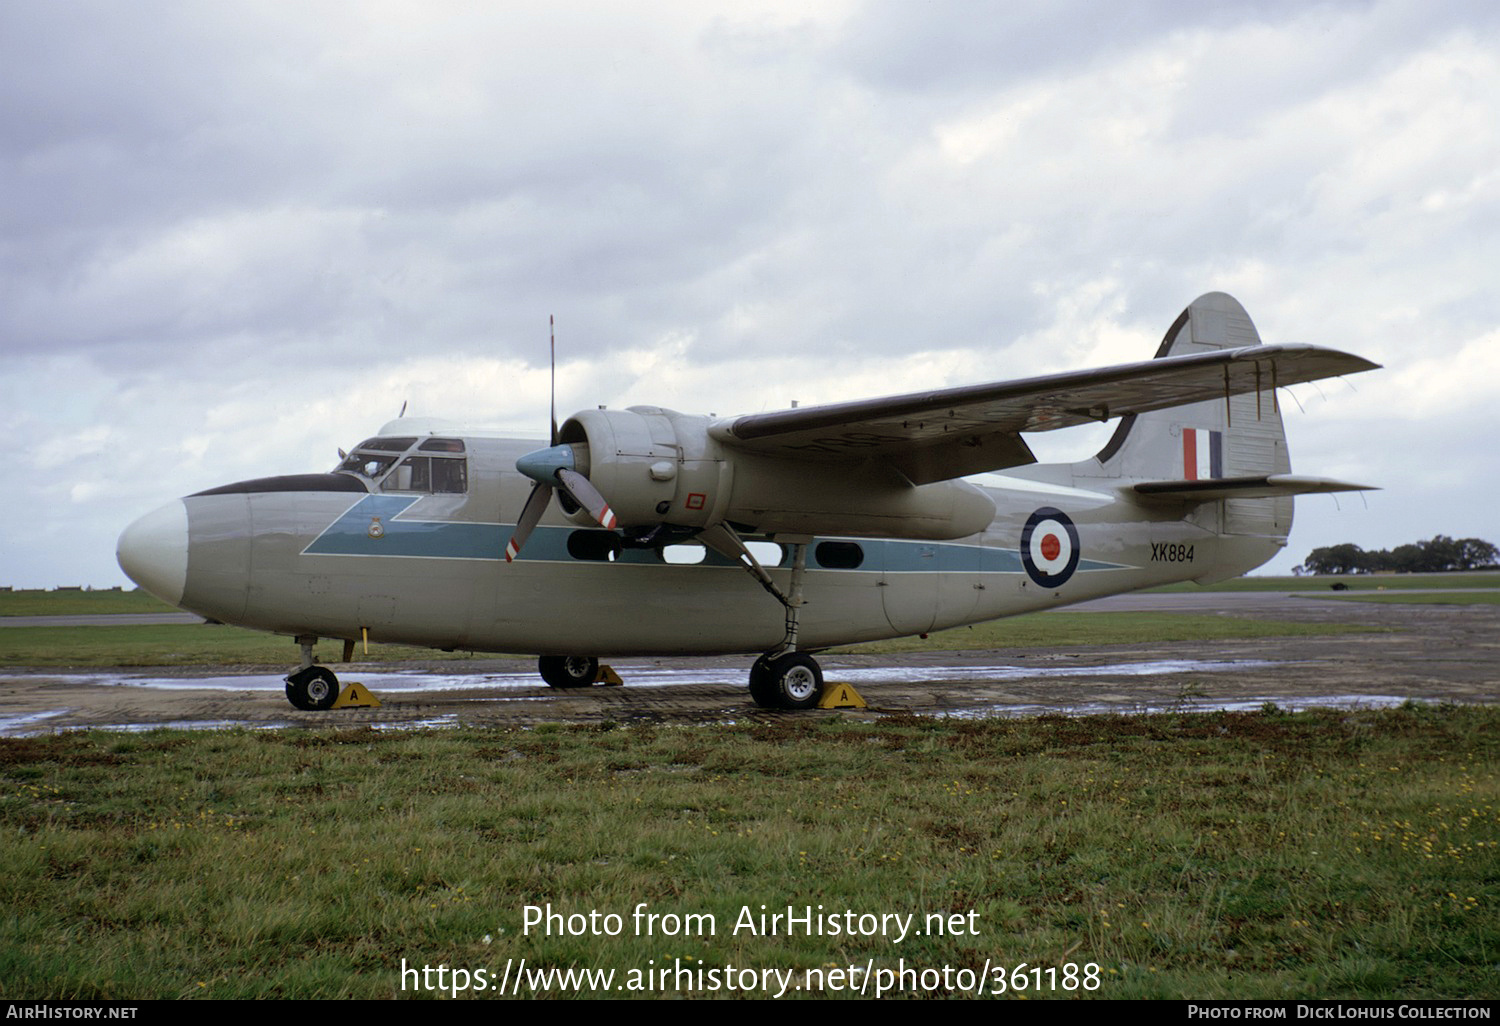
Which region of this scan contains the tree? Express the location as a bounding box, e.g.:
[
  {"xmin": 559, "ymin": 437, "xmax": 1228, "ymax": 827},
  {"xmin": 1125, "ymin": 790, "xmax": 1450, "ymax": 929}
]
[
  {"xmin": 1298, "ymin": 543, "xmax": 1368, "ymax": 575},
  {"xmin": 1453, "ymin": 537, "xmax": 1499, "ymax": 570},
  {"xmin": 1297, "ymin": 535, "xmax": 1498, "ymax": 574}
]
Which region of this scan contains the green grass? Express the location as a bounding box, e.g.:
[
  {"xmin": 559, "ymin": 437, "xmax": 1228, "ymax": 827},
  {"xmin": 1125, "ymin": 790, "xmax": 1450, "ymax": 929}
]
[
  {"xmin": 1316, "ymin": 591, "xmax": 1500, "ymax": 606},
  {"xmin": 0, "ymin": 624, "xmax": 493, "ymax": 668},
  {"xmin": 0, "ymin": 589, "xmax": 178, "ymax": 616},
  {"xmin": 1, "ymin": 706, "xmax": 1495, "ymax": 999},
  {"xmin": 833, "ymin": 612, "xmax": 1379, "ymax": 655},
  {"xmin": 1151, "ymin": 572, "xmax": 1500, "ymax": 593},
  {"xmin": 0, "ymin": 613, "xmax": 1381, "ymax": 668}
]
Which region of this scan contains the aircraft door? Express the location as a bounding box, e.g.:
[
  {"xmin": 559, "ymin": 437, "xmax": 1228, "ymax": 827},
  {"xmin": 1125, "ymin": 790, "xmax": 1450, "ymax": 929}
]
[
  {"xmin": 879, "ymin": 539, "xmax": 983, "ymax": 635},
  {"xmin": 880, "ymin": 541, "xmax": 939, "ymax": 635}
]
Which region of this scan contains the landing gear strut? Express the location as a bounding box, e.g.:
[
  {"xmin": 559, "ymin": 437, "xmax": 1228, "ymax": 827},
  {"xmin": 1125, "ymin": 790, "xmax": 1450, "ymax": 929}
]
[
  {"xmin": 699, "ymin": 531, "xmax": 824, "ymax": 711},
  {"xmin": 285, "ymin": 635, "xmax": 340, "ymax": 710}
]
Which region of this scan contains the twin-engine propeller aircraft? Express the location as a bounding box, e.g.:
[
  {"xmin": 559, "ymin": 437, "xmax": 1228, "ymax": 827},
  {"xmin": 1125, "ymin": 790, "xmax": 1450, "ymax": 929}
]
[{"xmin": 117, "ymin": 293, "xmax": 1377, "ymax": 711}]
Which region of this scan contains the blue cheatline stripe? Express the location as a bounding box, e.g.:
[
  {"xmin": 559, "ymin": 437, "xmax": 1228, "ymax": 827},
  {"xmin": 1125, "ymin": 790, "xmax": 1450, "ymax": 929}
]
[{"xmin": 301, "ymin": 495, "xmax": 1133, "ymax": 572}]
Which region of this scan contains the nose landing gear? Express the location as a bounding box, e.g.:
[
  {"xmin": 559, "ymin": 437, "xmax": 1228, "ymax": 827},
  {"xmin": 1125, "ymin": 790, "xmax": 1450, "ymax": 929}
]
[
  {"xmin": 284, "ymin": 634, "xmax": 340, "ymax": 711},
  {"xmin": 285, "ymin": 663, "xmax": 340, "ymax": 711}
]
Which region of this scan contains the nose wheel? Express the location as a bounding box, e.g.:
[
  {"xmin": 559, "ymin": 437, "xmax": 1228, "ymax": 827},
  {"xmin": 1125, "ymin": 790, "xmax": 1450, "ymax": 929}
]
[
  {"xmin": 286, "ymin": 664, "xmax": 340, "ymax": 711},
  {"xmin": 284, "ymin": 635, "xmax": 343, "ymax": 711},
  {"xmin": 748, "ymin": 651, "xmax": 824, "ymax": 710}
]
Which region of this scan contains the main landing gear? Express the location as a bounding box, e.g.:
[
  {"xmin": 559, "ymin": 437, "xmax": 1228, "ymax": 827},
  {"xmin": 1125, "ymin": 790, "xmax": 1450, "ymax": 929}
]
[
  {"xmin": 538, "ymin": 655, "xmax": 600, "ymax": 689},
  {"xmin": 748, "ymin": 651, "xmax": 824, "ymax": 710},
  {"xmin": 697, "ymin": 531, "xmax": 825, "ymax": 711}
]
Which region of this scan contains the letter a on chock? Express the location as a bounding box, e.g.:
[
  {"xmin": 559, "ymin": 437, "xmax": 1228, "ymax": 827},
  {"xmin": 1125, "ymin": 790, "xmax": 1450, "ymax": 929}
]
[
  {"xmin": 332, "ymin": 682, "xmax": 382, "ymax": 709},
  {"xmin": 818, "ymin": 682, "xmax": 867, "ymax": 709}
]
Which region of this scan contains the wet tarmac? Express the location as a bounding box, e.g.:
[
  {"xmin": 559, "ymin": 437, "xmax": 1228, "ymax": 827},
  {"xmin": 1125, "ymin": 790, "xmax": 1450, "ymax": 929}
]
[{"xmin": 1, "ymin": 592, "xmax": 1494, "ymax": 734}]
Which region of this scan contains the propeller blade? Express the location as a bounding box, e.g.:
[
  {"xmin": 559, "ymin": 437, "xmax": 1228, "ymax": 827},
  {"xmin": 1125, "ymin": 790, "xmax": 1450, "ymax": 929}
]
[
  {"xmin": 557, "ymin": 468, "xmax": 618, "ymax": 530},
  {"xmin": 505, "ymin": 481, "xmax": 554, "ymax": 562},
  {"xmin": 549, "ymin": 315, "xmax": 558, "ymax": 447}
]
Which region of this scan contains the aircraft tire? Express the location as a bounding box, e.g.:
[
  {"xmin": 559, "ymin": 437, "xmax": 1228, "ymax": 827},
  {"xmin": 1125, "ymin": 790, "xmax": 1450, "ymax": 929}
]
[
  {"xmin": 764, "ymin": 652, "xmax": 823, "ymax": 710},
  {"xmin": 539, "ymin": 655, "xmax": 599, "ymax": 689},
  {"xmin": 285, "ymin": 665, "xmax": 340, "ymax": 711},
  {"xmin": 747, "ymin": 655, "xmax": 780, "ymax": 709}
]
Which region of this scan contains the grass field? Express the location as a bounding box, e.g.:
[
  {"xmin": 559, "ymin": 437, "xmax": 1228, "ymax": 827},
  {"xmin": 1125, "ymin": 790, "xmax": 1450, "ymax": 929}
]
[
  {"xmin": 1319, "ymin": 591, "xmax": 1500, "ymax": 606},
  {"xmin": 0, "ymin": 589, "xmax": 177, "ymax": 616},
  {"xmin": 2, "ymin": 705, "xmax": 1495, "ymax": 1000},
  {"xmin": 833, "ymin": 613, "xmax": 1379, "ymax": 655},
  {"xmin": 0, "ymin": 613, "xmax": 1382, "ymax": 668},
  {"xmin": 1149, "ymin": 572, "xmax": 1500, "ymax": 593},
  {"xmin": 0, "ymin": 623, "xmax": 495, "ymax": 668}
]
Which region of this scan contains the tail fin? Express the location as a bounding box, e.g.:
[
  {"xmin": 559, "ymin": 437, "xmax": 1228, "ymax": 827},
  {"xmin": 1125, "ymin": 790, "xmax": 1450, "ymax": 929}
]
[{"xmin": 1079, "ymin": 293, "xmax": 1298, "ymax": 541}]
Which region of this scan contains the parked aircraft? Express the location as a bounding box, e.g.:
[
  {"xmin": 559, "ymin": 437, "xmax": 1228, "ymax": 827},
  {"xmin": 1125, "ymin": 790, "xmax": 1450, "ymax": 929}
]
[{"xmin": 117, "ymin": 293, "xmax": 1377, "ymax": 711}]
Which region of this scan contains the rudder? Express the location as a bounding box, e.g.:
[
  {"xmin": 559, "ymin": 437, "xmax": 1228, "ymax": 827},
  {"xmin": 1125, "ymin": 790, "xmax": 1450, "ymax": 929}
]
[{"xmin": 1080, "ymin": 292, "xmax": 1294, "ymax": 541}]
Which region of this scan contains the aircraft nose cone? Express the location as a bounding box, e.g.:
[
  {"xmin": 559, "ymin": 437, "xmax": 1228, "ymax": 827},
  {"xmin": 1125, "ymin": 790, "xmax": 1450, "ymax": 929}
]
[{"xmin": 117, "ymin": 500, "xmax": 189, "ymax": 606}]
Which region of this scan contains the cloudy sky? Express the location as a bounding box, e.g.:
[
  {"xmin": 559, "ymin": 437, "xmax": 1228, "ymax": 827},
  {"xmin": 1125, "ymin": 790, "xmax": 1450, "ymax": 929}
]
[{"xmin": 4, "ymin": 0, "xmax": 1497, "ymax": 588}]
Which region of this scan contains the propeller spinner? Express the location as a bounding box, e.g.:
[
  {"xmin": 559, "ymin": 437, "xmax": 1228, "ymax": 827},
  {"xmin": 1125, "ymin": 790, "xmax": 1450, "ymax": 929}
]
[{"xmin": 505, "ymin": 443, "xmax": 618, "ymax": 561}]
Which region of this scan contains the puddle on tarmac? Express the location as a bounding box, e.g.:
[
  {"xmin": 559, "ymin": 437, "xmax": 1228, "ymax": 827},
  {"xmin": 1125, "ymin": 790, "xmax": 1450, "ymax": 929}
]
[
  {"xmin": 38, "ymin": 658, "xmax": 1280, "ymax": 694},
  {"xmin": 0, "ymin": 657, "xmax": 1429, "ymax": 735}
]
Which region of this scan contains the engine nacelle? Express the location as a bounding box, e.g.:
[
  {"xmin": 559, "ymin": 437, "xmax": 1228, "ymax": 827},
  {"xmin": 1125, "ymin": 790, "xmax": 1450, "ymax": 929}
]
[
  {"xmin": 558, "ymin": 406, "xmax": 995, "ymax": 540},
  {"xmin": 557, "ymin": 406, "xmax": 721, "ymax": 530}
]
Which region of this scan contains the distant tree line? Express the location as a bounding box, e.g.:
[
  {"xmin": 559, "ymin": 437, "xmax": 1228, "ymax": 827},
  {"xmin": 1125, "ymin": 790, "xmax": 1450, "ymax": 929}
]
[{"xmin": 1294, "ymin": 535, "xmax": 1498, "ymax": 575}]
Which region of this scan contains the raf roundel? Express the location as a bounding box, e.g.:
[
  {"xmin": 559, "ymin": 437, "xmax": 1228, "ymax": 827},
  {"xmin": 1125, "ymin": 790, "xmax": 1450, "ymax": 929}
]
[{"xmin": 1020, "ymin": 507, "xmax": 1080, "ymax": 588}]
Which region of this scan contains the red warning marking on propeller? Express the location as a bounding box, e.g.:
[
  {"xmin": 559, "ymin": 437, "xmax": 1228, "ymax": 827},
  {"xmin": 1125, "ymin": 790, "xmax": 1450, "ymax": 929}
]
[
  {"xmin": 600, "ymin": 508, "xmax": 618, "ymax": 530},
  {"xmin": 1040, "ymin": 533, "xmax": 1061, "ymax": 561}
]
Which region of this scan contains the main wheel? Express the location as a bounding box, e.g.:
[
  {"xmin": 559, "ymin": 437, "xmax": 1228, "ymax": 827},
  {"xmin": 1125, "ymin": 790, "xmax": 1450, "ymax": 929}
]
[
  {"xmin": 748, "ymin": 654, "xmax": 780, "ymax": 709},
  {"xmin": 539, "ymin": 655, "xmax": 599, "ymax": 689},
  {"xmin": 285, "ymin": 665, "xmax": 340, "ymax": 711},
  {"xmin": 764, "ymin": 652, "xmax": 824, "ymax": 710}
]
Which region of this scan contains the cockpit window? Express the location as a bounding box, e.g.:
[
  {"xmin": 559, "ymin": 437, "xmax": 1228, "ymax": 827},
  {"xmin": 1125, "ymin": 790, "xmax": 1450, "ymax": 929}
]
[
  {"xmin": 335, "ymin": 436, "xmax": 466, "ymax": 492},
  {"xmin": 381, "ymin": 455, "xmax": 468, "ymax": 494},
  {"xmin": 361, "ymin": 437, "xmax": 418, "ymax": 452},
  {"xmin": 338, "ymin": 451, "xmax": 400, "ymax": 478}
]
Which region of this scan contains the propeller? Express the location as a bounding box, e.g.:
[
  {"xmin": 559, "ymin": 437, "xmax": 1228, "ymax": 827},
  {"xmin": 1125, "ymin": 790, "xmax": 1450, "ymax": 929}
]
[{"xmin": 504, "ymin": 319, "xmax": 618, "ymax": 562}]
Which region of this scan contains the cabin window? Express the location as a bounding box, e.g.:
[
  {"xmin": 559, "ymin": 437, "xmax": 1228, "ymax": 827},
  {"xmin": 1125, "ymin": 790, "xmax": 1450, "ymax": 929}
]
[
  {"xmin": 744, "ymin": 541, "xmax": 786, "ymax": 567},
  {"xmin": 568, "ymin": 530, "xmax": 621, "ymax": 562},
  {"xmin": 419, "ymin": 438, "xmax": 466, "ymax": 453},
  {"xmin": 815, "ymin": 541, "xmax": 864, "ymax": 569},
  {"xmin": 661, "ymin": 543, "xmax": 708, "ymax": 565}
]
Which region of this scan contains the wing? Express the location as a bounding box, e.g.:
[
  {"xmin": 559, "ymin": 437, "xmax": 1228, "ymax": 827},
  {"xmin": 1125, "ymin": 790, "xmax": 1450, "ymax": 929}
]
[{"xmin": 709, "ymin": 343, "xmax": 1378, "ymax": 484}]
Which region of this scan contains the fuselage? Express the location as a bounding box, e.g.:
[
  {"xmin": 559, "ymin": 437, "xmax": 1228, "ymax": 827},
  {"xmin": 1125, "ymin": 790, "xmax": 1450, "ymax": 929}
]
[{"xmin": 116, "ymin": 432, "xmax": 1282, "ymax": 657}]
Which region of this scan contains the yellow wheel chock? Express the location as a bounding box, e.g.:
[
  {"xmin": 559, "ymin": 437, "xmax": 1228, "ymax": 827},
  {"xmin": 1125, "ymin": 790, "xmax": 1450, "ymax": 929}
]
[
  {"xmin": 818, "ymin": 681, "xmax": 867, "ymax": 709},
  {"xmin": 331, "ymin": 681, "xmax": 383, "ymax": 709}
]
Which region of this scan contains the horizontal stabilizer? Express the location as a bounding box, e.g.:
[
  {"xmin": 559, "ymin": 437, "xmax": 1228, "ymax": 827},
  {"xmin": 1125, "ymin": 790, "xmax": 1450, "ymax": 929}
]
[{"xmin": 1133, "ymin": 474, "xmax": 1377, "ymax": 502}]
